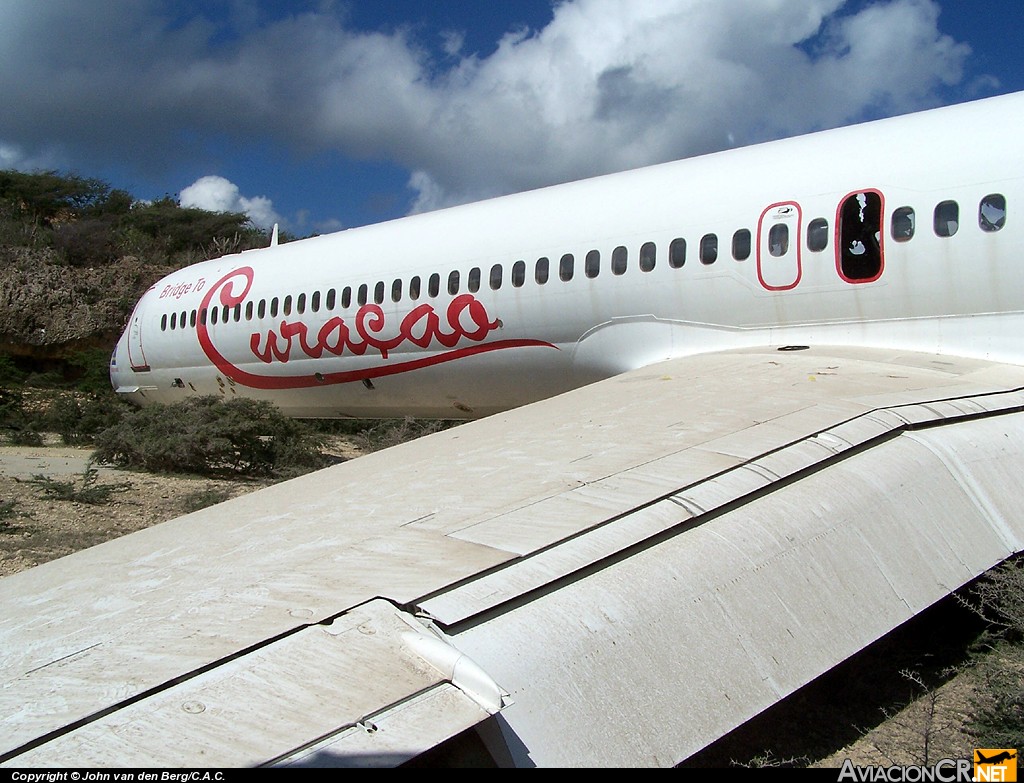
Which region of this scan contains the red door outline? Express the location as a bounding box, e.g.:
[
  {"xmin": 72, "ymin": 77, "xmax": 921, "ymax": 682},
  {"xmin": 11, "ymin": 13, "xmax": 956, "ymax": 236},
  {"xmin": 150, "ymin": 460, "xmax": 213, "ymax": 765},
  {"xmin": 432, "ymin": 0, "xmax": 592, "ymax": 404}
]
[{"xmin": 757, "ymin": 201, "xmax": 802, "ymax": 291}]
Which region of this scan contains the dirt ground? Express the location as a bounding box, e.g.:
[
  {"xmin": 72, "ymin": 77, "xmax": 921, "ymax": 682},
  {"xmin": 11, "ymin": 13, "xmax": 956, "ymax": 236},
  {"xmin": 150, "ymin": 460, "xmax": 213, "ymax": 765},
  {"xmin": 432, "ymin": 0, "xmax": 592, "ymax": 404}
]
[{"xmin": 0, "ymin": 439, "xmax": 1000, "ymax": 768}]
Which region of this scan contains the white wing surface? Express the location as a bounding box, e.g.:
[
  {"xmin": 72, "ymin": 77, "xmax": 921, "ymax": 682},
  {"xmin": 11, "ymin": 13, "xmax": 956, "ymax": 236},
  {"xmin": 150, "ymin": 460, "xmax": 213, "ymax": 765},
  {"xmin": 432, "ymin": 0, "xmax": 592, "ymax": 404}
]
[{"xmin": 4, "ymin": 346, "xmax": 1024, "ymax": 766}]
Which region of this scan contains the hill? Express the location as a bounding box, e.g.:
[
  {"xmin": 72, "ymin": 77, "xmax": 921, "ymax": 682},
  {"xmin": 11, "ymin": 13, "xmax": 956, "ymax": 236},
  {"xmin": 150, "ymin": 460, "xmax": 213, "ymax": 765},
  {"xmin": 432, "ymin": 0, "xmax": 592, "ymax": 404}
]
[{"xmin": 0, "ymin": 169, "xmax": 270, "ymax": 369}]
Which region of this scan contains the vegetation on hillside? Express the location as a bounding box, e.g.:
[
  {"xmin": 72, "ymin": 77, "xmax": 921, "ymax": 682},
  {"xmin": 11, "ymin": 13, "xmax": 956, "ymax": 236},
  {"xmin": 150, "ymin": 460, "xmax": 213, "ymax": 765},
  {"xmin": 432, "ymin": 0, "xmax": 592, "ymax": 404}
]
[{"xmin": 0, "ymin": 169, "xmax": 274, "ymax": 267}]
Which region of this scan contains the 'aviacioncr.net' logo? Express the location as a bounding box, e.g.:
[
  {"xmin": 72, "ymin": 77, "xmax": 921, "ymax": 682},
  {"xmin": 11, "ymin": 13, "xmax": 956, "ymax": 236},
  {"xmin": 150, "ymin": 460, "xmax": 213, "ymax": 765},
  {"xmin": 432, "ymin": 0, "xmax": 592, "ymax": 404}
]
[{"xmin": 974, "ymin": 749, "xmax": 1017, "ymax": 781}]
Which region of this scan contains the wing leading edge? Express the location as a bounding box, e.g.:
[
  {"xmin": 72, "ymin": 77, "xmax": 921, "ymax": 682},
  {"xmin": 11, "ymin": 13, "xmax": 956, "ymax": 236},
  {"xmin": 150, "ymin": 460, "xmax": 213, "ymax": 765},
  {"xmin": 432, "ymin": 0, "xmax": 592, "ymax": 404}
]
[{"xmin": 4, "ymin": 347, "xmax": 1024, "ymax": 766}]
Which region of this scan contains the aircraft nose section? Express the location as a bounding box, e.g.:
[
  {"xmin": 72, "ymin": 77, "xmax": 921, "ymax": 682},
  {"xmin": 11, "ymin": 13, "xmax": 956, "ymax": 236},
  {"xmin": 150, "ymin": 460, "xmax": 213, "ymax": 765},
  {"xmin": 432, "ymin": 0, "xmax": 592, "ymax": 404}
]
[{"xmin": 109, "ymin": 330, "xmax": 143, "ymax": 403}]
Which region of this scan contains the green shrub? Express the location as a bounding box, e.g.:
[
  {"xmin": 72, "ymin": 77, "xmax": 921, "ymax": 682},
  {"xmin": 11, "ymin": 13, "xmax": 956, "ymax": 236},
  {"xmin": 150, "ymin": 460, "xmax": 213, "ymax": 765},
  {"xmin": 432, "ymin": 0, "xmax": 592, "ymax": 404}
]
[
  {"xmin": 0, "ymin": 387, "xmax": 43, "ymax": 444},
  {"xmin": 0, "ymin": 356, "xmax": 27, "ymax": 386},
  {"xmin": 46, "ymin": 394, "xmax": 127, "ymax": 445},
  {"xmin": 352, "ymin": 417, "xmax": 452, "ymax": 453},
  {"xmin": 965, "ymin": 559, "xmax": 1024, "ymax": 749},
  {"xmin": 0, "ymin": 499, "xmax": 18, "ymax": 532},
  {"xmin": 30, "ymin": 466, "xmax": 129, "ymax": 505},
  {"xmin": 92, "ymin": 396, "xmax": 328, "ymax": 477},
  {"xmin": 179, "ymin": 486, "xmax": 235, "ymax": 513}
]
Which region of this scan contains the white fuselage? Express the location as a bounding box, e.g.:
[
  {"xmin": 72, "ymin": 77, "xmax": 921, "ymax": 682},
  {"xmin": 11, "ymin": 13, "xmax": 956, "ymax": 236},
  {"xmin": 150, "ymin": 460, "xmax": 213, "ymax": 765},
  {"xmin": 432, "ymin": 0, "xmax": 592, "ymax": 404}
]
[{"xmin": 110, "ymin": 92, "xmax": 1024, "ymax": 418}]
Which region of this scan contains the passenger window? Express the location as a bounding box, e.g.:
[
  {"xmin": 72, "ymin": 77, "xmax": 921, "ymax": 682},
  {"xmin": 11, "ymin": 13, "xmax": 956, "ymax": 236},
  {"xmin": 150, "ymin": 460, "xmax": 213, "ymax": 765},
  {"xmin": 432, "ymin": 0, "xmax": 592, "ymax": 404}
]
[
  {"xmin": 357, "ymin": 284, "xmax": 368, "ymax": 306},
  {"xmin": 669, "ymin": 238, "xmax": 686, "ymax": 268},
  {"xmin": 934, "ymin": 200, "xmax": 959, "ymax": 237},
  {"xmin": 700, "ymin": 234, "xmax": 718, "ymax": 265},
  {"xmin": 732, "ymin": 229, "xmax": 751, "ymax": 261},
  {"xmin": 258, "ymin": 300, "xmax": 266, "ymax": 319},
  {"xmin": 512, "ymin": 261, "xmax": 526, "ymax": 287},
  {"xmin": 980, "ymin": 194, "xmax": 1006, "ymax": 232},
  {"xmin": 212, "ymin": 306, "xmax": 220, "ymax": 324},
  {"xmin": 536, "ymin": 257, "xmax": 549, "ymax": 284},
  {"xmin": 891, "ymin": 207, "xmax": 915, "ymax": 242},
  {"xmin": 611, "ymin": 246, "xmax": 627, "ymax": 275},
  {"xmin": 340, "ymin": 287, "xmax": 350, "ymax": 309},
  {"xmin": 585, "ymin": 249, "xmax": 600, "ymax": 278},
  {"xmin": 245, "ymin": 302, "xmax": 253, "ymax": 321},
  {"xmin": 201, "ymin": 308, "xmax": 208, "ymax": 325},
  {"xmin": 409, "ymin": 276, "xmax": 421, "ymax": 300},
  {"xmin": 428, "ymin": 273, "xmax": 440, "ymax": 297},
  {"xmin": 374, "ymin": 281, "xmax": 385, "ymax": 304},
  {"xmin": 161, "ymin": 314, "xmax": 168, "ymax": 331},
  {"xmin": 489, "ymin": 264, "xmax": 502, "ymax": 290},
  {"xmin": 559, "ymin": 253, "xmax": 574, "ymax": 282},
  {"xmin": 448, "ymin": 270, "xmax": 460, "ymax": 295},
  {"xmin": 468, "ymin": 267, "xmax": 481, "ymax": 293},
  {"xmin": 326, "ymin": 288, "xmax": 336, "ymax": 310},
  {"xmin": 222, "ymin": 305, "xmax": 230, "ymax": 324},
  {"xmin": 270, "ymin": 298, "xmax": 279, "ymax": 317},
  {"xmin": 170, "ymin": 312, "xmax": 177, "ymax": 330},
  {"xmin": 233, "ymin": 304, "xmax": 241, "ymax": 322},
  {"xmin": 311, "ymin": 291, "xmax": 321, "ymax": 312},
  {"xmin": 283, "ymin": 296, "xmax": 292, "ymax": 316},
  {"xmin": 839, "ymin": 191, "xmax": 883, "ymax": 281},
  {"xmin": 807, "ymin": 218, "xmax": 829, "ymax": 252},
  {"xmin": 639, "ymin": 242, "xmax": 656, "ymax": 272},
  {"xmin": 190, "ymin": 310, "xmax": 197, "ymax": 328},
  {"xmin": 297, "ymin": 293, "xmax": 306, "ymax": 314},
  {"xmin": 392, "ymin": 279, "xmax": 402, "ymax": 302},
  {"xmin": 768, "ymin": 224, "xmax": 789, "ymax": 257}
]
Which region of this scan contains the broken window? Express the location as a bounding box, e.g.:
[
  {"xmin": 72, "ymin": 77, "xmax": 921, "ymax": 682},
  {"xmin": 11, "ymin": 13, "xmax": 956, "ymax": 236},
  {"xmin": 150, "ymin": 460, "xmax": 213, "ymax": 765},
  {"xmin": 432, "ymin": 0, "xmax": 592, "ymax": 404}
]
[
  {"xmin": 612, "ymin": 245, "xmax": 627, "ymax": 275},
  {"xmin": 980, "ymin": 194, "xmax": 1006, "ymax": 232},
  {"xmin": 839, "ymin": 191, "xmax": 882, "ymax": 281},
  {"xmin": 700, "ymin": 233, "xmax": 718, "ymax": 265},
  {"xmin": 669, "ymin": 238, "xmax": 686, "ymax": 268},
  {"xmin": 807, "ymin": 218, "xmax": 829, "ymax": 252},
  {"xmin": 934, "ymin": 200, "xmax": 959, "ymax": 237},
  {"xmin": 732, "ymin": 229, "xmax": 751, "ymax": 261},
  {"xmin": 535, "ymin": 257, "xmax": 549, "ymax": 284},
  {"xmin": 512, "ymin": 261, "xmax": 525, "ymax": 288},
  {"xmin": 639, "ymin": 242, "xmax": 656, "ymax": 272},
  {"xmin": 768, "ymin": 224, "xmax": 789, "ymax": 257},
  {"xmin": 891, "ymin": 207, "xmax": 915, "ymax": 242},
  {"xmin": 559, "ymin": 253, "xmax": 574, "ymax": 282}
]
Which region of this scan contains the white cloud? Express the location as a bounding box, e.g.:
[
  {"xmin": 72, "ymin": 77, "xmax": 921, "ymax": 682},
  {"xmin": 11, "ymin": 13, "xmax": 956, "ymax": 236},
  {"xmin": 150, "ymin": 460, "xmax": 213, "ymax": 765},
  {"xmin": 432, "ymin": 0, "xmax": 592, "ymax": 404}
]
[
  {"xmin": 0, "ymin": 0, "xmax": 981, "ymax": 215},
  {"xmin": 179, "ymin": 175, "xmax": 282, "ymax": 230}
]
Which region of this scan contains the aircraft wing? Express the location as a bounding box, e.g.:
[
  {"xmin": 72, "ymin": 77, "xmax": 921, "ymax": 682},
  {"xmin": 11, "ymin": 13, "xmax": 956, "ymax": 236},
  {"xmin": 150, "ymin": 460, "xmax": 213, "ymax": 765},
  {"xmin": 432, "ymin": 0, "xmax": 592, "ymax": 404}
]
[{"xmin": 4, "ymin": 346, "xmax": 1024, "ymax": 767}]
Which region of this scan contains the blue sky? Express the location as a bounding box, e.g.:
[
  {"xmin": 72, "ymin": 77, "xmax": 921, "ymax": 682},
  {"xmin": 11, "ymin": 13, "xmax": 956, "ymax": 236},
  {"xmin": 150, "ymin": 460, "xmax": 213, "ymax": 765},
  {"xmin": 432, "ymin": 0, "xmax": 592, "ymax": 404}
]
[{"xmin": 0, "ymin": 1, "xmax": 1021, "ymax": 236}]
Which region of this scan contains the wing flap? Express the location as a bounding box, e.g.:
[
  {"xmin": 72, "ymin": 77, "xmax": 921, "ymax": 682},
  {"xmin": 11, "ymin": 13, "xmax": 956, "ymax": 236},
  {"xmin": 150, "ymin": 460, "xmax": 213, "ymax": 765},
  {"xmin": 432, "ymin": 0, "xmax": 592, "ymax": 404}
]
[{"xmin": 9, "ymin": 600, "xmax": 503, "ymax": 767}]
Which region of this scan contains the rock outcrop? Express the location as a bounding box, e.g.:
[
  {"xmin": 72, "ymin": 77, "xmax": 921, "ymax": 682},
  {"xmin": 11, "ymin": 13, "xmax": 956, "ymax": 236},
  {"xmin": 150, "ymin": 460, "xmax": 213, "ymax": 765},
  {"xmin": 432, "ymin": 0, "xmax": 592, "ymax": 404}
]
[{"xmin": 0, "ymin": 246, "xmax": 178, "ymax": 359}]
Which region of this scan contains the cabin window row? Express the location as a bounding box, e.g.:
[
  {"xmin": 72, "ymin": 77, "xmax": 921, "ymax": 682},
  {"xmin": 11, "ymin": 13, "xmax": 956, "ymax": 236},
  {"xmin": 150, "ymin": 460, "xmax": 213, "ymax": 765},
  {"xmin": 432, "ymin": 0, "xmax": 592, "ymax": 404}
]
[
  {"xmin": 160, "ymin": 239, "xmax": 675, "ymax": 331},
  {"xmin": 158, "ymin": 193, "xmax": 1008, "ymax": 331}
]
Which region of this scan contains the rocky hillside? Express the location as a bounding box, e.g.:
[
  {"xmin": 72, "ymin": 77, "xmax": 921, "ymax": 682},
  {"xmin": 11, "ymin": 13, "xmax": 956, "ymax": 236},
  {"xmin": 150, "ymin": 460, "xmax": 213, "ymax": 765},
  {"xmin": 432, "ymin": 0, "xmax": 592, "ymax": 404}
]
[
  {"xmin": 0, "ymin": 245, "xmax": 177, "ymax": 359},
  {"xmin": 0, "ymin": 169, "xmax": 271, "ymax": 366}
]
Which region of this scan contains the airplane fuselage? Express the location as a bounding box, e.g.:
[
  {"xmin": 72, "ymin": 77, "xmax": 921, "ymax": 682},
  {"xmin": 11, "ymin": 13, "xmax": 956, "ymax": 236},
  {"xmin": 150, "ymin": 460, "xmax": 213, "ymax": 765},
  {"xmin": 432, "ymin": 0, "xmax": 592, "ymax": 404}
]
[{"xmin": 110, "ymin": 92, "xmax": 1024, "ymax": 418}]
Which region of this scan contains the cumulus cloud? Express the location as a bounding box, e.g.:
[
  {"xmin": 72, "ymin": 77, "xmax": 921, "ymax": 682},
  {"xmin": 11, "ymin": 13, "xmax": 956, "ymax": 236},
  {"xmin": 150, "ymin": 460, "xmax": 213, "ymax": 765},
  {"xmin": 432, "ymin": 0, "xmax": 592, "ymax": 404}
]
[
  {"xmin": 0, "ymin": 0, "xmax": 981, "ymax": 215},
  {"xmin": 179, "ymin": 175, "xmax": 281, "ymax": 230}
]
